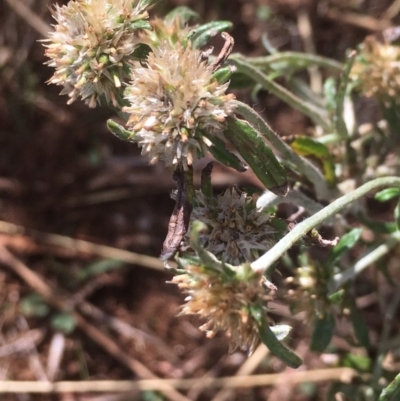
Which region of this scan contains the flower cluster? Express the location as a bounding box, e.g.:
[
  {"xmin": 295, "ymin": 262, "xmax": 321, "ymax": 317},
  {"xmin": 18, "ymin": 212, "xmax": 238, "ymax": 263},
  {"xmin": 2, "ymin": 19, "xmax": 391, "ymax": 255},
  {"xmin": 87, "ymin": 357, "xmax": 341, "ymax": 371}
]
[
  {"xmin": 351, "ymin": 36, "xmax": 400, "ymax": 104},
  {"xmin": 123, "ymin": 41, "xmax": 236, "ymax": 169},
  {"xmin": 286, "ymin": 262, "xmax": 333, "ymax": 322},
  {"xmin": 190, "ymin": 188, "xmax": 278, "ymax": 265},
  {"xmin": 44, "ymin": 0, "xmax": 152, "ymax": 108},
  {"xmin": 172, "ymin": 256, "xmax": 271, "ymax": 354}
]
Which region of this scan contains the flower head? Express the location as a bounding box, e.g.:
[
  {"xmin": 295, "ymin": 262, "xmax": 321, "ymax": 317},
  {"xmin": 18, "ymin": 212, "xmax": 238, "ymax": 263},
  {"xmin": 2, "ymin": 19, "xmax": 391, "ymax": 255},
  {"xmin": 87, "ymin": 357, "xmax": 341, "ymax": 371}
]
[
  {"xmin": 172, "ymin": 256, "xmax": 271, "ymax": 354},
  {"xmin": 287, "ymin": 261, "xmax": 333, "ymax": 322},
  {"xmin": 44, "ymin": 0, "xmax": 152, "ymax": 108},
  {"xmin": 190, "ymin": 188, "xmax": 278, "ymax": 265},
  {"xmin": 351, "ymin": 36, "xmax": 400, "ymax": 103},
  {"xmin": 123, "ymin": 40, "xmax": 236, "ymax": 169}
]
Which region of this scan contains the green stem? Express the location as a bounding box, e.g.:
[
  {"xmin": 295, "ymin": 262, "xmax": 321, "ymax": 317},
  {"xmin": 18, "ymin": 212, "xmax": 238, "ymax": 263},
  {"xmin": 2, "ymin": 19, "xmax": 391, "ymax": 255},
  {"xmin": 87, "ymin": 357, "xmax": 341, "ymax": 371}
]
[
  {"xmin": 379, "ymin": 372, "xmax": 400, "ymax": 401},
  {"xmin": 229, "ymin": 57, "xmax": 331, "ymax": 131},
  {"xmin": 232, "ymin": 100, "xmax": 334, "ymax": 200},
  {"xmin": 329, "ymin": 231, "xmax": 400, "ymax": 292},
  {"xmin": 240, "ymin": 52, "xmax": 343, "ymax": 72},
  {"xmin": 250, "ymin": 176, "xmax": 400, "ymax": 273}
]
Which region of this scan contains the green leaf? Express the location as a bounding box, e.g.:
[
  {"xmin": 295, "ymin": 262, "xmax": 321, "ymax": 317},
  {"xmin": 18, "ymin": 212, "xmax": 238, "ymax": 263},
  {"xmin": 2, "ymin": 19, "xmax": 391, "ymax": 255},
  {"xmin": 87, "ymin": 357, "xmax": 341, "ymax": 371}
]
[
  {"xmin": 204, "ymin": 133, "xmax": 247, "ymax": 172},
  {"xmin": 374, "ymin": 188, "xmax": 400, "ymax": 202},
  {"xmin": 212, "ymin": 66, "xmax": 234, "ymax": 84},
  {"xmin": 379, "ymin": 373, "xmax": 400, "ymax": 401},
  {"xmin": 19, "ymin": 294, "xmax": 50, "ymax": 317},
  {"xmin": 341, "ymin": 353, "xmax": 371, "ymax": 372},
  {"xmin": 228, "ymin": 71, "xmax": 256, "ymax": 90},
  {"xmin": 77, "ymin": 259, "xmax": 123, "ymax": 282},
  {"xmin": 129, "ymin": 20, "xmax": 152, "ymax": 31},
  {"xmin": 51, "ymin": 312, "xmax": 77, "ymax": 334},
  {"xmin": 200, "ymin": 163, "xmax": 213, "ymax": 199},
  {"xmin": 252, "ymin": 306, "xmax": 302, "ymax": 368},
  {"xmin": 395, "ymin": 198, "xmax": 400, "ymax": 230},
  {"xmin": 349, "ymin": 301, "xmax": 370, "ymax": 348},
  {"xmin": 107, "ymin": 119, "xmax": 135, "ymax": 142},
  {"xmin": 326, "ymin": 228, "xmax": 363, "ymax": 266},
  {"xmin": 138, "ymin": 0, "xmax": 161, "ymax": 9},
  {"xmin": 165, "ymin": 6, "xmax": 198, "ymax": 24},
  {"xmin": 225, "ymin": 116, "xmax": 288, "ymax": 196},
  {"xmin": 328, "ymin": 289, "xmax": 344, "ymax": 305},
  {"xmin": 289, "ymin": 136, "xmax": 336, "ymax": 186},
  {"xmin": 191, "ymin": 21, "xmax": 233, "ymax": 49},
  {"xmin": 310, "ymin": 313, "xmax": 335, "ymax": 352}
]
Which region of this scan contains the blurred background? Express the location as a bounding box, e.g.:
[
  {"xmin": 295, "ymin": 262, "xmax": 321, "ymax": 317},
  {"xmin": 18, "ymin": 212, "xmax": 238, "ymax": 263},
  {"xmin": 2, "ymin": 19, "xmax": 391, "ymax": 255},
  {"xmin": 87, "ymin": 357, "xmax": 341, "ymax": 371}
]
[{"xmin": 0, "ymin": 0, "xmax": 399, "ymax": 400}]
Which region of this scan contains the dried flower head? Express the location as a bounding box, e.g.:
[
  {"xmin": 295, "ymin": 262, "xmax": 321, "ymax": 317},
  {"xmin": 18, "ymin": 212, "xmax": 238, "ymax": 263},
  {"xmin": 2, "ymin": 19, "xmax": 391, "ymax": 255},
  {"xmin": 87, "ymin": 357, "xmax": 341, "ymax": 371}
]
[
  {"xmin": 190, "ymin": 188, "xmax": 278, "ymax": 265},
  {"xmin": 44, "ymin": 0, "xmax": 152, "ymax": 108},
  {"xmin": 172, "ymin": 257, "xmax": 271, "ymax": 354},
  {"xmin": 123, "ymin": 40, "xmax": 236, "ymax": 169},
  {"xmin": 351, "ymin": 36, "xmax": 400, "ymax": 103}
]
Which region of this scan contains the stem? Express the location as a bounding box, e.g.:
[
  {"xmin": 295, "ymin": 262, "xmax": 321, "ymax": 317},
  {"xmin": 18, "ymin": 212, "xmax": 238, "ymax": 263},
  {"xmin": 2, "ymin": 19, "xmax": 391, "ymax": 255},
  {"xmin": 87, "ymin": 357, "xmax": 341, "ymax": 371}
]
[
  {"xmin": 250, "ymin": 176, "xmax": 400, "ymax": 273},
  {"xmin": 329, "ymin": 231, "xmax": 400, "ymax": 292},
  {"xmin": 232, "ymin": 100, "xmax": 334, "ymax": 200},
  {"xmin": 240, "ymin": 52, "xmax": 343, "ymax": 72},
  {"xmin": 229, "ymin": 57, "xmax": 331, "ymax": 131}
]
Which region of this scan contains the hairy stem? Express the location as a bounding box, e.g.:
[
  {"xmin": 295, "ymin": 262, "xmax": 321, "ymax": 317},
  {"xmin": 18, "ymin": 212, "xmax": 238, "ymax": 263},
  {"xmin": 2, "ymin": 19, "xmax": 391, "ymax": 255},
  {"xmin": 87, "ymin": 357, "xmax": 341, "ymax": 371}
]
[{"xmin": 251, "ymin": 176, "xmax": 400, "ymax": 273}]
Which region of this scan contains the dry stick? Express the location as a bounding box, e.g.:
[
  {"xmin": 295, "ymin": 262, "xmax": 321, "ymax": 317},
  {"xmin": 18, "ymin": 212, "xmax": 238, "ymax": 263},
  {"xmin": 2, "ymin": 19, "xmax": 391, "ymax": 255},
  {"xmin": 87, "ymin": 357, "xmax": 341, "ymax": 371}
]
[
  {"xmin": 297, "ymin": 9, "xmax": 322, "ymax": 94},
  {"xmin": 0, "ymin": 246, "xmax": 190, "ymax": 401},
  {"xmin": 0, "ymin": 220, "xmax": 166, "ymax": 271},
  {"xmin": 0, "ymin": 367, "xmax": 360, "ymax": 393},
  {"xmin": 4, "ymin": 0, "xmax": 51, "ymax": 38},
  {"xmin": 324, "ymin": 8, "xmax": 390, "ymax": 31},
  {"xmin": 381, "ymin": 0, "xmax": 400, "ymax": 21},
  {"xmin": 211, "ymin": 344, "xmax": 270, "ymax": 401}
]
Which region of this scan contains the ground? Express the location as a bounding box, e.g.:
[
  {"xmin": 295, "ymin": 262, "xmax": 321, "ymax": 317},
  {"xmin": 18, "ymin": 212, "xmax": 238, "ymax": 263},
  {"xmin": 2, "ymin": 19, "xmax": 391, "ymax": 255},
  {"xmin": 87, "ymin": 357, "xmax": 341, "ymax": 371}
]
[{"xmin": 0, "ymin": 0, "xmax": 399, "ymax": 400}]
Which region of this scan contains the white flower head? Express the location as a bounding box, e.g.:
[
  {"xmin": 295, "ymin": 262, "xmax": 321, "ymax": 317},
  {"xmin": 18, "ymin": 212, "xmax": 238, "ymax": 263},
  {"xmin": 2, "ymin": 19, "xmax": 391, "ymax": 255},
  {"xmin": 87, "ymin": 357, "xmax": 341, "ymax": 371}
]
[
  {"xmin": 44, "ymin": 0, "xmax": 152, "ymax": 108},
  {"xmin": 123, "ymin": 40, "xmax": 236, "ymax": 169}
]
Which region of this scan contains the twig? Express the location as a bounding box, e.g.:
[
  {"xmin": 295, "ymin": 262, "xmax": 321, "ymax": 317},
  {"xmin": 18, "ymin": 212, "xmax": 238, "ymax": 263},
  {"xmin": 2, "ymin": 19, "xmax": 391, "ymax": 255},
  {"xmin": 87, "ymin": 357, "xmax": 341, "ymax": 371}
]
[
  {"xmin": 0, "ymin": 220, "xmax": 166, "ymax": 271},
  {"xmin": 323, "ymin": 8, "xmax": 390, "ymax": 31},
  {"xmin": 0, "ymin": 246, "xmax": 190, "ymax": 401},
  {"xmin": 297, "ymin": 9, "xmax": 323, "ymax": 94},
  {"xmin": 251, "ymin": 176, "xmax": 400, "ymax": 273},
  {"xmin": 0, "ymin": 367, "xmax": 360, "ymax": 393},
  {"xmin": 381, "ymin": 0, "xmax": 400, "ymax": 21},
  {"xmin": 211, "ymin": 344, "xmax": 270, "ymax": 401},
  {"xmin": 4, "ymin": 0, "xmax": 51, "ymax": 38}
]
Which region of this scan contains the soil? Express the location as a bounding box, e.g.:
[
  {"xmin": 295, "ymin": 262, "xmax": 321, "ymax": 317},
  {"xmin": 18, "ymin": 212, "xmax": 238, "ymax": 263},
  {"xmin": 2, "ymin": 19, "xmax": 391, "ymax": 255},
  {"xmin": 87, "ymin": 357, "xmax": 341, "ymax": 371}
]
[{"xmin": 0, "ymin": 0, "xmax": 399, "ymax": 400}]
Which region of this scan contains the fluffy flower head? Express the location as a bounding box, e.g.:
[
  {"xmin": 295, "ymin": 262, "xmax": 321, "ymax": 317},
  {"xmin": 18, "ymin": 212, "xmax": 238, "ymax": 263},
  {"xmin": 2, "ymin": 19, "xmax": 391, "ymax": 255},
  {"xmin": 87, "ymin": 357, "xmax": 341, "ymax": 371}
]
[
  {"xmin": 123, "ymin": 41, "xmax": 236, "ymax": 169},
  {"xmin": 44, "ymin": 0, "xmax": 152, "ymax": 107},
  {"xmin": 172, "ymin": 258, "xmax": 271, "ymax": 354},
  {"xmin": 190, "ymin": 188, "xmax": 277, "ymax": 265},
  {"xmin": 351, "ymin": 36, "xmax": 400, "ymax": 103}
]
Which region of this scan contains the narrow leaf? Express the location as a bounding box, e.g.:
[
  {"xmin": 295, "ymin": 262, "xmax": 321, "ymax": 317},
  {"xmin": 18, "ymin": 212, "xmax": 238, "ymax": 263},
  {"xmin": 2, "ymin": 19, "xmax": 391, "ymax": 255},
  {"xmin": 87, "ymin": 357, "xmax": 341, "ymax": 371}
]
[
  {"xmin": 310, "ymin": 313, "xmax": 335, "ymax": 352},
  {"xmin": 379, "ymin": 373, "xmax": 400, "ymax": 401},
  {"xmin": 374, "ymin": 188, "xmax": 400, "ymax": 202},
  {"xmin": 253, "ymin": 307, "xmax": 302, "ymax": 368},
  {"xmin": 225, "ymin": 116, "xmax": 288, "ymax": 196},
  {"xmin": 205, "ymin": 134, "xmax": 247, "ymax": 172},
  {"xmin": 191, "ymin": 21, "xmax": 233, "ymax": 49},
  {"xmin": 326, "ymin": 228, "xmax": 363, "ymax": 266},
  {"xmin": 107, "ymin": 119, "xmax": 135, "ymax": 142},
  {"xmin": 349, "ymin": 301, "xmax": 370, "ymax": 348}
]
